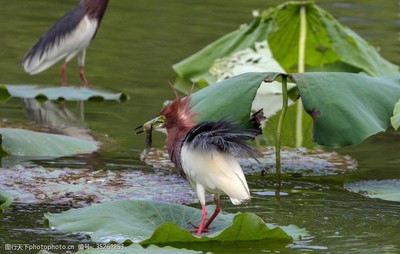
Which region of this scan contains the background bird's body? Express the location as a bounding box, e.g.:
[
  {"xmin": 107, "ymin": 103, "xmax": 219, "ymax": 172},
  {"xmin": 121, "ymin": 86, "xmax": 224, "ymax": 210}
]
[
  {"xmin": 23, "ymin": 13, "xmax": 96, "ymax": 75},
  {"xmin": 22, "ymin": 0, "xmax": 109, "ymax": 85}
]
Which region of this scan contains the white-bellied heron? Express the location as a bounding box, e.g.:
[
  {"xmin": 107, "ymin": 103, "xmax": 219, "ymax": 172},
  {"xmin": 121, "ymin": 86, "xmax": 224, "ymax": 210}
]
[{"xmin": 137, "ymin": 90, "xmax": 263, "ymax": 236}]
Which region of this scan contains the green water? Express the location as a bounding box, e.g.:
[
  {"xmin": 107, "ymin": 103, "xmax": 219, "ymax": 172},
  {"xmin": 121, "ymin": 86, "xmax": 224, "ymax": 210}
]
[{"xmin": 1, "ymin": 0, "xmax": 400, "ymax": 253}]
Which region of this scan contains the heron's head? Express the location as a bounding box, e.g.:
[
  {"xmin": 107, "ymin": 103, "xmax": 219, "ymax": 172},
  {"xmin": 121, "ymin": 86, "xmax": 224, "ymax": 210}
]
[{"xmin": 136, "ymin": 86, "xmax": 197, "ymax": 135}]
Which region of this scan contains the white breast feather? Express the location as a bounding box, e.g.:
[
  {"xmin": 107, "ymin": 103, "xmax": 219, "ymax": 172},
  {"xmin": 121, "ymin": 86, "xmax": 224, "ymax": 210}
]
[
  {"xmin": 24, "ymin": 16, "xmax": 98, "ymax": 74},
  {"xmin": 181, "ymin": 144, "xmax": 251, "ymax": 205}
]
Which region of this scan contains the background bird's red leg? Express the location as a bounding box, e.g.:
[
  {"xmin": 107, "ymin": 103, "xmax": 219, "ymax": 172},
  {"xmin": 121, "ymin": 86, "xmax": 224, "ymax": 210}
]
[
  {"xmin": 61, "ymin": 61, "xmax": 68, "ymax": 86},
  {"xmin": 204, "ymin": 197, "xmax": 221, "ymax": 229},
  {"xmin": 196, "ymin": 205, "xmax": 208, "ymax": 236},
  {"xmin": 79, "ymin": 66, "xmax": 88, "ymax": 86}
]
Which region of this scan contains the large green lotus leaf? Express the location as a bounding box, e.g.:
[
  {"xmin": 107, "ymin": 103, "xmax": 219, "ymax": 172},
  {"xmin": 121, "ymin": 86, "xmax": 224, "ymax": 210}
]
[
  {"xmin": 209, "ymin": 41, "xmax": 285, "ymax": 81},
  {"xmin": 172, "ymin": 2, "xmax": 398, "ymax": 84},
  {"xmin": 190, "ymin": 72, "xmax": 280, "ymax": 125},
  {"xmin": 188, "ymin": 72, "xmax": 400, "ymax": 147},
  {"xmin": 291, "ymin": 72, "xmax": 400, "ymax": 146},
  {"xmin": 0, "ymin": 84, "xmax": 128, "ymax": 102},
  {"xmin": 0, "ymin": 128, "xmax": 98, "ymax": 157},
  {"xmin": 344, "ymin": 180, "xmax": 400, "ymax": 202},
  {"xmin": 258, "ymin": 102, "xmax": 315, "ymax": 148},
  {"xmin": 45, "ymin": 199, "xmax": 301, "ymax": 245},
  {"xmin": 0, "ymin": 188, "xmax": 12, "ymax": 210},
  {"xmin": 208, "ymin": 40, "xmax": 297, "ymax": 96},
  {"xmin": 173, "ymin": 16, "xmax": 271, "ymax": 84},
  {"xmin": 390, "ymin": 99, "xmax": 400, "ymax": 130},
  {"xmin": 266, "ymin": 2, "xmax": 398, "ymax": 75},
  {"xmin": 142, "ymin": 213, "xmax": 292, "ymax": 245}
]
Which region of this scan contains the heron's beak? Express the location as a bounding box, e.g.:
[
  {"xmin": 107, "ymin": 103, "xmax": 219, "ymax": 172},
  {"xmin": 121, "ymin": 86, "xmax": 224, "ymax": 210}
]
[{"xmin": 135, "ymin": 115, "xmax": 166, "ymax": 134}]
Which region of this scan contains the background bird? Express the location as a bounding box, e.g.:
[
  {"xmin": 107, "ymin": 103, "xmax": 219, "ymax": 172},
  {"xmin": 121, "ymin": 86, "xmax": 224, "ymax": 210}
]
[
  {"xmin": 137, "ymin": 90, "xmax": 262, "ymax": 236},
  {"xmin": 21, "ymin": 0, "xmax": 109, "ymax": 86}
]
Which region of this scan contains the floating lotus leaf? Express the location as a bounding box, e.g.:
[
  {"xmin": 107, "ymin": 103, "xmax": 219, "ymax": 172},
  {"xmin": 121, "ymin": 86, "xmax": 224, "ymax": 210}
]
[
  {"xmin": 344, "ymin": 180, "xmax": 400, "ymax": 202},
  {"xmin": 0, "ymin": 188, "xmax": 12, "ymax": 210},
  {"xmin": 45, "ymin": 199, "xmax": 305, "ymax": 247},
  {"xmin": 390, "ymin": 99, "xmax": 400, "ymax": 130},
  {"xmin": 0, "ymin": 128, "xmax": 98, "ymax": 157},
  {"xmin": 0, "ymin": 84, "xmax": 128, "ymax": 102}
]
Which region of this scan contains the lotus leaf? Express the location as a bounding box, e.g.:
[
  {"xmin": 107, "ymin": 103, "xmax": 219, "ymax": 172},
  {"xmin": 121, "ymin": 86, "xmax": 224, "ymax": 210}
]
[
  {"xmin": 189, "ymin": 72, "xmax": 279, "ymax": 126},
  {"xmin": 45, "ymin": 199, "xmax": 305, "ymax": 247},
  {"xmin": 0, "ymin": 84, "xmax": 128, "ymax": 102},
  {"xmin": 344, "ymin": 180, "xmax": 400, "ymax": 202},
  {"xmin": 0, "ymin": 188, "xmax": 12, "ymax": 210},
  {"xmin": 290, "ymin": 72, "xmax": 400, "ymax": 146},
  {"xmin": 0, "ymin": 128, "xmax": 98, "ymax": 157},
  {"xmin": 189, "ymin": 72, "xmax": 400, "ymax": 147},
  {"xmin": 390, "ymin": 99, "xmax": 400, "ymax": 130},
  {"xmin": 173, "ymin": 2, "xmax": 398, "ymax": 84}
]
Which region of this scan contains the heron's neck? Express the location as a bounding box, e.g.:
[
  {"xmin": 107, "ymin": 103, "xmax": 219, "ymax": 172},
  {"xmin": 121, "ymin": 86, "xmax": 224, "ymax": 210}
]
[
  {"xmin": 166, "ymin": 117, "xmax": 196, "ymax": 164},
  {"xmin": 165, "ymin": 124, "xmax": 193, "ymax": 179},
  {"xmin": 166, "ymin": 125, "xmax": 191, "ymax": 157}
]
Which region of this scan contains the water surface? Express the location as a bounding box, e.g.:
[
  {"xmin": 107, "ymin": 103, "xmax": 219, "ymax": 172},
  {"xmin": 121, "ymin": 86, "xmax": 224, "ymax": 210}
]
[{"xmin": 0, "ymin": 0, "xmax": 399, "ymax": 253}]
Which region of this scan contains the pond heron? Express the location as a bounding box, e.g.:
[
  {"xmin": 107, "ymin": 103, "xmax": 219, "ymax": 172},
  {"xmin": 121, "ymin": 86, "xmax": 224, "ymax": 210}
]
[
  {"xmin": 21, "ymin": 0, "xmax": 109, "ymax": 86},
  {"xmin": 136, "ymin": 89, "xmax": 263, "ymax": 236}
]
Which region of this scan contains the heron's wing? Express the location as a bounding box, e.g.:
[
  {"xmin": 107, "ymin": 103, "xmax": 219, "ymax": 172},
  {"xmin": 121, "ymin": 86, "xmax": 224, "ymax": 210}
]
[{"xmin": 183, "ymin": 120, "xmax": 260, "ymax": 159}]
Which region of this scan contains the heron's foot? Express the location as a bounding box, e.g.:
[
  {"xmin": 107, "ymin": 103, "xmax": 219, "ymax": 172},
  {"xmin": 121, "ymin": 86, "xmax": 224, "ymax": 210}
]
[{"xmin": 187, "ymin": 221, "xmax": 210, "ymax": 234}]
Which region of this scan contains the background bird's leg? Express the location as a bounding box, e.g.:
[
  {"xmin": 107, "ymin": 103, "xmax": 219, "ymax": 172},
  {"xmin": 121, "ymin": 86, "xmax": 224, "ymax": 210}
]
[
  {"xmin": 61, "ymin": 61, "xmax": 68, "ymax": 86},
  {"xmin": 204, "ymin": 196, "xmax": 221, "ymax": 229},
  {"xmin": 79, "ymin": 66, "xmax": 88, "ymax": 86},
  {"xmin": 78, "ymin": 49, "xmax": 88, "ymax": 86}
]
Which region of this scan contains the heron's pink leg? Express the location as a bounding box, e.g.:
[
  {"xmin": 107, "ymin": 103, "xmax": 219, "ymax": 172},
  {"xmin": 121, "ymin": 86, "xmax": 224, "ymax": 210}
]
[
  {"xmin": 196, "ymin": 205, "xmax": 208, "ymax": 237},
  {"xmin": 79, "ymin": 66, "xmax": 88, "ymax": 87},
  {"xmin": 61, "ymin": 61, "xmax": 68, "ymax": 86},
  {"xmin": 204, "ymin": 198, "xmax": 221, "ymax": 229},
  {"xmin": 188, "ymin": 198, "xmax": 221, "ymax": 236}
]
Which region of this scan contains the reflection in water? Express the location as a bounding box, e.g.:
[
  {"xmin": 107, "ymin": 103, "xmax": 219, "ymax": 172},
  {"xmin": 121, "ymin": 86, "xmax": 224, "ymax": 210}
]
[
  {"xmin": 21, "ymin": 99, "xmax": 94, "ymax": 141},
  {"xmin": 22, "ymin": 99, "xmax": 85, "ymax": 127}
]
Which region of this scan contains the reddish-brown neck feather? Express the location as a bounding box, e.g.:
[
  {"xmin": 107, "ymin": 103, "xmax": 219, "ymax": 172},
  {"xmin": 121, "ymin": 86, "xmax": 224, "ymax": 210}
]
[{"xmin": 159, "ymin": 95, "xmax": 197, "ymax": 160}]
